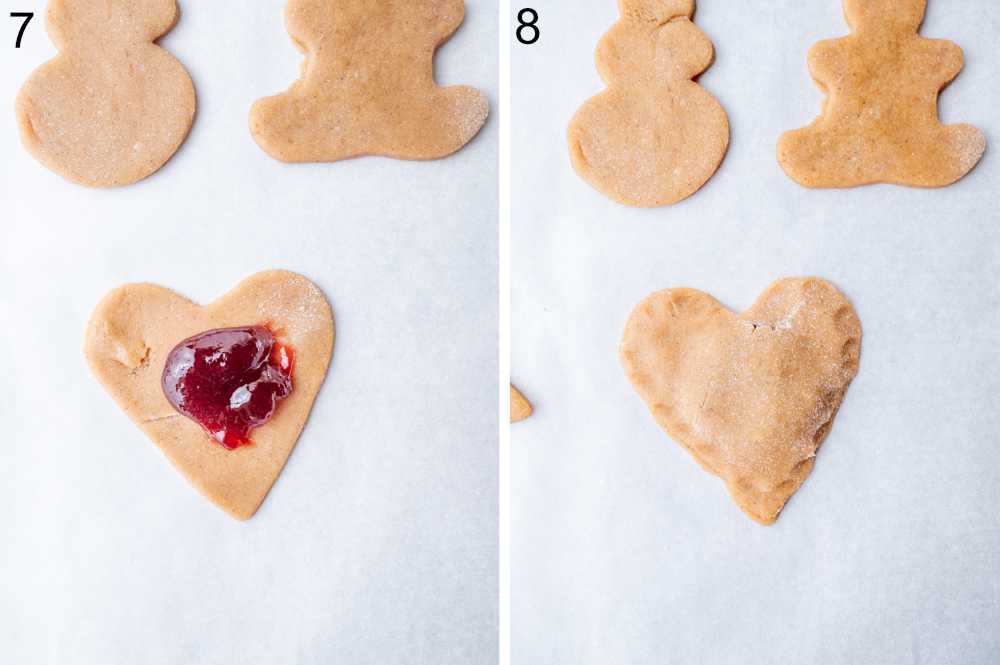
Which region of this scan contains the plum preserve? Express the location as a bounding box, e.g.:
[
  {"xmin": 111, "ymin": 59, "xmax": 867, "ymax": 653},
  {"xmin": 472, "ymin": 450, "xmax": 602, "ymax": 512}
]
[{"xmin": 161, "ymin": 326, "xmax": 294, "ymax": 449}]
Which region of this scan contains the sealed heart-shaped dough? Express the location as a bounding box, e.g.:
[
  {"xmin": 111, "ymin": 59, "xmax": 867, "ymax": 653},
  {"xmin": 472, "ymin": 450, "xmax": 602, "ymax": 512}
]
[
  {"xmin": 620, "ymin": 277, "xmax": 861, "ymax": 525},
  {"xmin": 84, "ymin": 270, "xmax": 334, "ymax": 520}
]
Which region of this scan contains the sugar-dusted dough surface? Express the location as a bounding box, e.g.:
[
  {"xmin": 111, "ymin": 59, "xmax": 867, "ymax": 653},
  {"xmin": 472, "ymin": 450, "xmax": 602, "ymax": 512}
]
[
  {"xmin": 84, "ymin": 270, "xmax": 334, "ymax": 520},
  {"xmin": 15, "ymin": 0, "xmax": 195, "ymax": 187},
  {"xmin": 510, "ymin": 384, "xmax": 533, "ymax": 423},
  {"xmin": 778, "ymin": 0, "xmax": 986, "ymax": 188},
  {"xmin": 567, "ymin": 0, "xmax": 729, "ymax": 208},
  {"xmin": 619, "ymin": 277, "xmax": 861, "ymax": 525},
  {"xmin": 250, "ymin": 0, "xmax": 489, "ymax": 163}
]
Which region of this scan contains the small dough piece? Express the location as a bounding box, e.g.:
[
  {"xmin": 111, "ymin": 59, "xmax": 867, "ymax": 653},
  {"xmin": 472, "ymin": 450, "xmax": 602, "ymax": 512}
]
[
  {"xmin": 510, "ymin": 384, "xmax": 532, "ymax": 423},
  {"xmin": 250, "ymin": 0, "xmax": 489, "ymax": 163},
  {"xmin": 778, "ymin": 0, "xmax": 986, "ymax": 188},
  {"xmin": 567, "ymin": 0, "xmax": 729, "ymax": 207},
  {"xmin": 85, "ymin": 271, "xmax": 335, "ymax": 520},
  {"xmin": 619, "ymin": 278, "xmax": 861, "ymax": 525},
  {"xmin": 16, "ymin": 0, "xmax": 195, "ymax": 187}
]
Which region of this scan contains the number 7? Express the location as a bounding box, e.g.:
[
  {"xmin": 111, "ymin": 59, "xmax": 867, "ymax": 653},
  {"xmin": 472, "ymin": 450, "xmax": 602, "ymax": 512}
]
[{"xmin": 11, "ymin": 12, "xmax": 34, "ymax": 49}]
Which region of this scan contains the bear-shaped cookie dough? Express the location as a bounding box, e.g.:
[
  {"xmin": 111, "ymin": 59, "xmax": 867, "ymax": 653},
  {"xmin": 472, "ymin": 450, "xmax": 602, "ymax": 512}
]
[
  {"xmin": 567, "ymin": 0, "xmax": 729, "ymax": 208},
  {"xmin": 778, "ymin": 0, "xmax": 986, "ymax": 188},
  {"xmin": 15, "ymin": 0, "xmax": 196, "ymax": 187},
  {"xmin": 250, "ymin": 0, "xmax": 489, "ymax": 163}
]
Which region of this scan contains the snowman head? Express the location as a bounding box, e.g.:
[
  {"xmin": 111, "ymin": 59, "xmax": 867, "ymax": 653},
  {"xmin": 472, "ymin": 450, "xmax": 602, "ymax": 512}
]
[
  {"xmin": 48, "ymin": 0, "xmax": 178, "ymax": 47},
  {"xmin": 844, "ymin": 0, "xmax": 926, "ymax": 33},
  {"xmin": 619, "ymin": 0, "xmax": 694, "ymax": 23}
]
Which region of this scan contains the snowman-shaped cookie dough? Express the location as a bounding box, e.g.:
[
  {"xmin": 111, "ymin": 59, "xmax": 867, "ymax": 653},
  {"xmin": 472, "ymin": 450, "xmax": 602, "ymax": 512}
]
[
  {"xmin": 250, "ymin": 0, "xmax": 489, "ymax": 163},
  {"xmin": 568, "ymin": 0, "xmax": 729, "ymax": 208},
  {"xmin": 16, "ymin": 0, "xmax": 195, "ymax": 187},
  {"xmin": 778, "ymin": 0, "xmax": 986, "ymax": 188}
]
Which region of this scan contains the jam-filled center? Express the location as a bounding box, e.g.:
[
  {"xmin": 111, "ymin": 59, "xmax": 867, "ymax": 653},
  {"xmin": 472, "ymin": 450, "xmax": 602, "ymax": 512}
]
[{"xmin": 161, "ymin": 326, "xmax": 294, "ymax": 449}]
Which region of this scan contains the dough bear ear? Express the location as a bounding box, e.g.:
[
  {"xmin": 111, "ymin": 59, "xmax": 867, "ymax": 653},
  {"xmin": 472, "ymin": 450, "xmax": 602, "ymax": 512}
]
[
  {"xmin": 46, "ymin": 0, "xmax": 178, "ymax": 47},
  {"xmin": 843, "ymin": 0, "xmax": 926, "ymax": 33},
  {"xmin": 618, "ymin": 0, "xmax": 693, "ymax": 23}
]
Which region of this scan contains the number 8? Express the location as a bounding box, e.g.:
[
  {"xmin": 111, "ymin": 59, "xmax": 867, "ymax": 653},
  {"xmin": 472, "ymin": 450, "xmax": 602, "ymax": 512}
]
[{"xmin": 516, "ymin": 8, "xmax": 539, "ymax": 45}]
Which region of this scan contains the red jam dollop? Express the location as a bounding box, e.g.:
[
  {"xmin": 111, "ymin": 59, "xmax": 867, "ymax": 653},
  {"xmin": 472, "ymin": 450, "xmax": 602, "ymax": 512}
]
[{"xmin": 161, "ymin": 326, "xmax": 293, "ymax": 450}]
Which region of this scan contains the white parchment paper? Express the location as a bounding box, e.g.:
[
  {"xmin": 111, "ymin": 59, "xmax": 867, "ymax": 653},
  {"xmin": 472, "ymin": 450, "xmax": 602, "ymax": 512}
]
[
  {"xmin": 512, "ymin": 1, "xmax": 1000, "ymax": 663},
  {"xmin": 0, "ymin": 2, "xmax": 497, "ymax": 663}
]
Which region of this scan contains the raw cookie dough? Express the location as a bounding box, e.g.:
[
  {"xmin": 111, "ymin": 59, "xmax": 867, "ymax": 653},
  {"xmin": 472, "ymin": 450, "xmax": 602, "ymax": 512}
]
[
  {"xmin": 619, "ymin": 277, "xmax": 861, "ymax": 525},
  {"xmin": 16, "ymin": 0, "xmax": 195, "ymax": 187},
  {"xmin": 250, "ymin": 0, "xmax": 489, "ymax": 163},
  {"xmin": 778, "ymin": 0, "xmax": 986, "ymax": 188},
  {"xmin": 510, "ymin": 384, "xmax": 532, "ymax": 423},
  {"xmin": 567, "ymin": 0, "xmax": 729, "ymax": 207},
  {"xmin": 84, "ymin": 271, "xmax": 335, "ymax": 520}
]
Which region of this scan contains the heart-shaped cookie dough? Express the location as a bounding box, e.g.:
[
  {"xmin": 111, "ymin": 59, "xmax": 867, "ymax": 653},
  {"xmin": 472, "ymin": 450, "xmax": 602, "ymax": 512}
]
[
  {"xmin": 619, "ymin": 277, "xmax": 860, "ymax": 525},
  {"xmin": 85, "ymin": 270, "xmax": 334, "ymax": 520}
]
